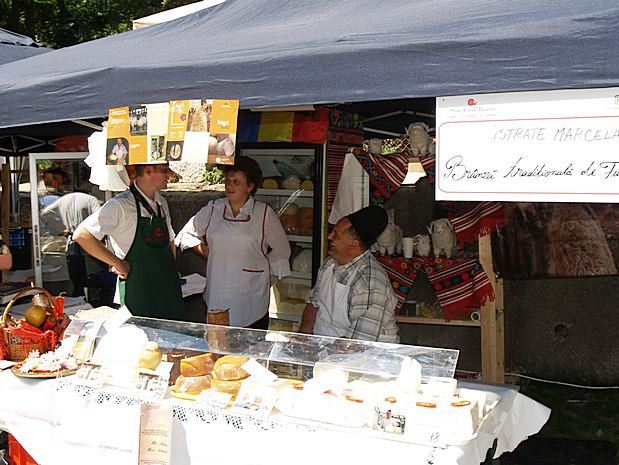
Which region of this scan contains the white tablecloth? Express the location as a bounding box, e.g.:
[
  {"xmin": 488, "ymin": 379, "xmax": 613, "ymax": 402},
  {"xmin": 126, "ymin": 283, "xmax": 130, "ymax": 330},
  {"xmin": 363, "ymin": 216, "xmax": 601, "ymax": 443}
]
[{"xmin": 0, "ymin": 371, "xmax": 550, "ymax": 465}]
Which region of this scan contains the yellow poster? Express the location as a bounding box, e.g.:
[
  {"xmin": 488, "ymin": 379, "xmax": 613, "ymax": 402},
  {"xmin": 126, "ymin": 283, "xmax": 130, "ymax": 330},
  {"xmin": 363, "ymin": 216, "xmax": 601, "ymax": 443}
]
[
  {"xmin": 107, "ymin": 99, "xmax": 238, "ymax": 165},
  {"xmin": 106, "ymin": 105, "xmax": 149, "ymax": 165},
  {"xmin": 166, "ymin": 100, "xmax": 190, "ymax": 162},
  {"xmin": 146, "ymin": 102, "xmax": 170, "ymax": 164},
  {"xmin": 106, "ymin": 107, "xmax": 131, "ymax": 166},
  {"xmin": 208, "ymin": 99, "xmax": 239, "ymax": 165}
]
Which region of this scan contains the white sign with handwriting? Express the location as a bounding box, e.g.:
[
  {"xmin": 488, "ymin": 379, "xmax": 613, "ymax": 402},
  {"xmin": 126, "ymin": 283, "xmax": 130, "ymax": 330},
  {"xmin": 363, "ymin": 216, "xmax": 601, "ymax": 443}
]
[
  {"xmin": 138, "ymin": 403, "xmax": 172, "ymax": 465},
  {"xmin": 436, "ymin": 88, "xmax": 619, "ymax": 202}
]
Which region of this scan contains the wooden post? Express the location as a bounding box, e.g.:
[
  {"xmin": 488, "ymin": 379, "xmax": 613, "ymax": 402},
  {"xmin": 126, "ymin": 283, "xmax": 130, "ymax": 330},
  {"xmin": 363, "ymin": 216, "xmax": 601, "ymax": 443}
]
[
  {"xmin": 478, "ymin": 234, "xmax": 504, "ymax": 383},
  {"xmin": 495, "ymin": 277, "xmax": 505, "ymax": 383},
  {"xmin": 1, "ymin": 162, "xmax": 11, "ymax": 282}
]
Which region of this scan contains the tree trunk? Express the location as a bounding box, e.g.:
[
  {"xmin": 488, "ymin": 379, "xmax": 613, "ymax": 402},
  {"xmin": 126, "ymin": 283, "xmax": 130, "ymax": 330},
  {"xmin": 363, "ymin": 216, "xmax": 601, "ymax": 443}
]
[
  {"xmin": 23, "ymin": 0, "xmax": 35, "ymax": 37},
  {"xmin": 10, "ymin": 0, "xmax": 22, "ymax": 32}
]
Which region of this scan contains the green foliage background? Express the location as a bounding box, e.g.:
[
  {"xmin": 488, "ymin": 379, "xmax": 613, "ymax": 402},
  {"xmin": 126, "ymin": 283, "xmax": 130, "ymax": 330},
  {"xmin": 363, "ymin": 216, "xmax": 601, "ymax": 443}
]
[{"xmin": 0, "ymin": 0, "xmax": 197, "ymax": 48}]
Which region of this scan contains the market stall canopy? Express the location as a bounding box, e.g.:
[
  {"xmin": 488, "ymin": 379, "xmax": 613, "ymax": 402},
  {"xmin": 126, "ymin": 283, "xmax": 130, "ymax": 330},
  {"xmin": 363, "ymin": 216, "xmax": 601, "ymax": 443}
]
[
  {"xmin": 0, "ymin": 0, "xmax": 618, "ymax": 130},
  {"xmin": 0, "ymin": 27, "xmax": 50, "ymax": 65},
  {"xmin": 132, "ymin": 0, "xmax": 225, "ymax": 29}
]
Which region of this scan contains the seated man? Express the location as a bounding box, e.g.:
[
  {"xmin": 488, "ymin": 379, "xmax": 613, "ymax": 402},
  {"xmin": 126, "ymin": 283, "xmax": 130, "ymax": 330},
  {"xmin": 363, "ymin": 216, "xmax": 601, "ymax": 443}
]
[{"xmin": 298, "ymin": 205, "xmax": 399, "ymax": 343}]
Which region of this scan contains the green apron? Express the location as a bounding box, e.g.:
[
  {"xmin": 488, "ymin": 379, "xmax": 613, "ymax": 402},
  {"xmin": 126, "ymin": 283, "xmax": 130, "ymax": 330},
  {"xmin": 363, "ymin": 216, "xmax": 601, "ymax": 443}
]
[{"xmin": 119, "ymin": 190, "xmax": 185, "ymax": 320}]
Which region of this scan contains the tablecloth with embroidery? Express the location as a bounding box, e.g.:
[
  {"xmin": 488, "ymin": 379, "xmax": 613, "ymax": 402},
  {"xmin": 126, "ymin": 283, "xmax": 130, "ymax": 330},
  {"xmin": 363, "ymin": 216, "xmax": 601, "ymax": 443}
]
[
  {"xmin": 376, "ymin": 255, "xmax": 494, "ymax": 320},
  {"xmin": 352, "ymin": 149, "xmax": 506, "ymax": 245}
]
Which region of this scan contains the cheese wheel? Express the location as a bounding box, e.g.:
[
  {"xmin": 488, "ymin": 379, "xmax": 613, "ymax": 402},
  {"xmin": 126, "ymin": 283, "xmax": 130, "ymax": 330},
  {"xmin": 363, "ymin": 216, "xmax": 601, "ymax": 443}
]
[
  {"xmin": 211, "ymin": 378, "xmax": 242, "ymax": 398},
  {"xmin": 180, "ymin": 353, "xmax": 215, "ymax": 377},
  {"xmin": 262, "ymin": 178, "xmax": 279, "ymax": 189},
  {"xmin": 280, "ymin": 202, "xmax": 300, "ymax": 216},
  {"xmin": 212, "ymin": 355, "xmax": 249, "ymax": 381},
  {"xmin": 172, "ymin": 375, "xmax": 212, "ymax": 395},
  {"xmin": 301, "ymin": 179, "xmax": 314, "ymax": 191}
]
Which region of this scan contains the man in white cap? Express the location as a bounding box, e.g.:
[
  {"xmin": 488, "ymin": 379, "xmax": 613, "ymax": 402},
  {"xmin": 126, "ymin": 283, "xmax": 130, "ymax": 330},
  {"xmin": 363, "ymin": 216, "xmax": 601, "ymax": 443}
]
[{"xmin": 298, "ymin": 205, "xmax": 399, "ymax": 342}]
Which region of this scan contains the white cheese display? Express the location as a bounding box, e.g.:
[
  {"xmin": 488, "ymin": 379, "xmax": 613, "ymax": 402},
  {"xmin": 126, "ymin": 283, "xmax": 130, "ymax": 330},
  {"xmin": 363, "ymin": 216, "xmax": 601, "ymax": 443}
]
[{"xmin": 269, "ymin": 356, "xmax": 497, "ymax": 444}]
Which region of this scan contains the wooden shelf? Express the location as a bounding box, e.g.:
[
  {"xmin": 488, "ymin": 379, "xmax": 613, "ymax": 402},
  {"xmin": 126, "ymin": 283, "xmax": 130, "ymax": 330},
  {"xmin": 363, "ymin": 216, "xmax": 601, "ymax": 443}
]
[
  {"xmin": 288, "ymin": 271, "xmax": 312, "ymax": 280},
  {"xmin": 256, "ymin": 188, "xmax": 313, "ymax": 198},
  {"xmin": 287, "ymin": 234, "xmax": 312, "ymax": 243},
  {"xmin": 396, "ymin": 315, "xmax": 480, "ymax": 327}
]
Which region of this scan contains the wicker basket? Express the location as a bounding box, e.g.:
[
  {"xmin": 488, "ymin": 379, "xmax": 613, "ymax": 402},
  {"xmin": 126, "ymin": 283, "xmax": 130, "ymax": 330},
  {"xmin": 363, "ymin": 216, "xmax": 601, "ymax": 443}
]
[{"xmin": 1, "ymin": 287, "xmax": 68, "ymax": 361}]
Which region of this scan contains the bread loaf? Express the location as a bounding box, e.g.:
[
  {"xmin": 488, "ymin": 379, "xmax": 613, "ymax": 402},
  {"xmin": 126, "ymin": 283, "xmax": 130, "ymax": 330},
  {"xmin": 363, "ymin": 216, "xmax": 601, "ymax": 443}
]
[
  {"xmin": 212, "ymin": 355, "xmax": 249, "ymax": 381},
  {"xmin": 180, "ymin": 353, "xmax": 215, "ymax": 377},
  {"xmin": 172, "ymin": 374, "xmax": 212, "ymax": 395}
]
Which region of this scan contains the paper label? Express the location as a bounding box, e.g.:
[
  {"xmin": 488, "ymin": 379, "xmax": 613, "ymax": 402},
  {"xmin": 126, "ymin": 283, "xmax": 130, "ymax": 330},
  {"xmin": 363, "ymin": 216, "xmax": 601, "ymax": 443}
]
[
  {"xmin": 231, "ymin": 382, "xmax": 277, "ymax": 418},
  {"xmin": 138, "ymin": 402, "xmax": 172, "ymax": 465},
  {"xmin": 134, "ymin": 370, "xmax": 169, "ymax": 400},
  {"xmin": 103, "ymin": 305, "xmax": 133, "ymax": 332},
  {"xmin": 64, "ymin": 320, "xmax": 104, "ymax": 362},
  {"xmin": 196, "ymin": 389, "xmax": 232, "ymax": 410},
  {"xmin": 0, "ymin": 360, "xmax": 16, "ymax": 370},
  {"xmin": 73, "ymin": 362, "xmax": 108, "ymax": 388},
  {"xmin": 374, "ymin": 406, "xmax": 406, "ymax": 434},
  {"xmin": 242, "ymin": 358, "xmax": 277, "ymax": 384}
]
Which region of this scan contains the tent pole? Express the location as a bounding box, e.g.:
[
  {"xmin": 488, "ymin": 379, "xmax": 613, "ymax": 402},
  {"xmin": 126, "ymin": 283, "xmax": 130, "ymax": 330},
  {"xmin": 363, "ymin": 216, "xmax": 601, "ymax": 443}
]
[
  {"xmin": 1, "ymin": 160, "xmax": 10, "ymax": 283},
  {"xmin": 72, "ymin": 120, "xmax": 103, "ymax": 131},
  {"xmin": 363, "ymin": 127, "xmax": 402, "ymax": 137}
]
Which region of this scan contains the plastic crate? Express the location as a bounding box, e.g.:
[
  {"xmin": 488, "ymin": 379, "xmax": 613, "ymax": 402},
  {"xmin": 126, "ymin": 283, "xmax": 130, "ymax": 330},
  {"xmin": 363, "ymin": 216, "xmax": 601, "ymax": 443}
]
[
  {"xmin": 8, "ymin": 228, "xmax": 32, "ymax": 270},
  {"xmin": 7, "ymin": 434, "xmax": 38, "ymax": 465}
]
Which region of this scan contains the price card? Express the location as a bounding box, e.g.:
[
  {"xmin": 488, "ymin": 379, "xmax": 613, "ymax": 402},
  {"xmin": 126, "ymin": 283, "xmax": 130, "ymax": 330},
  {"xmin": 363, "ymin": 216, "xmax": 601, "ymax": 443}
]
[
  {"xmin": 134, "ymin": 370, "xmax": 169, "ymax": 400},
  {"xmin": 73, "ymin": 362, "xmax": 108, "ymax": 388},
  {"xmin": 231, "ymin": 381, "xmax": 277, "ymax": 418},
  {"xmin": 196, "ymin": 389, "xmax": 232, "ymax": 410}
]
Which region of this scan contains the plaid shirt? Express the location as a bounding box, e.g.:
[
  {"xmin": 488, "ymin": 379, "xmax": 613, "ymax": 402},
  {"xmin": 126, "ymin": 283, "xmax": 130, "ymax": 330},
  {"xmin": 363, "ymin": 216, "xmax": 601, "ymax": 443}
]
[{"xmin": 309, "ymin": 251, "xmax": 399, "ymax": 342}]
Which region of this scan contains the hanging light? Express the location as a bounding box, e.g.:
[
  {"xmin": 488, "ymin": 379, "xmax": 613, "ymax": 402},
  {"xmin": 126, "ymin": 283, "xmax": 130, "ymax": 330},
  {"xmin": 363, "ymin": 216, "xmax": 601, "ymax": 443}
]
[{"xmin": 401, "ymin": 157, "xmax": 426, "ymax": 186}]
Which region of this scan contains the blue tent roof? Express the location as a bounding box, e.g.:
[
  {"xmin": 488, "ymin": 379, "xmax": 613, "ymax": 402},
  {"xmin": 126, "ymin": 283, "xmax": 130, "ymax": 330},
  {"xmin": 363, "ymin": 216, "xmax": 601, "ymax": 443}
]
[
  {"xmin": 0, "ymin": 0, "xmax": 618, "ymax": 129},
  {"xmin": 0, "ymin": 28, "xmax": 50, "ymax": 66}
]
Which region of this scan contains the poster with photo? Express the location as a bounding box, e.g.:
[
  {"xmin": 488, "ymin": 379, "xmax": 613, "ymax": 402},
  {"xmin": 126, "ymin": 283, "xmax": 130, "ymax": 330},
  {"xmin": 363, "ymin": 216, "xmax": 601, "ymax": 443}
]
[
  {"xmin": 145, "ymin": 103, "xmax": 170, "ymax": 164},
  {"xmin": 171, "ymin": 99, "xmax": 238, "ymax": 164},
  {"xmin": 108, "ymin": 99, "xmax": 238, "ymax": 165},
  {"xmin": 166, "ymin": 100, "xmax": 190, "ymax": 162},
  {"xmin": 107, "ymin": 103, "xmax": 169, "ymax": 165}
]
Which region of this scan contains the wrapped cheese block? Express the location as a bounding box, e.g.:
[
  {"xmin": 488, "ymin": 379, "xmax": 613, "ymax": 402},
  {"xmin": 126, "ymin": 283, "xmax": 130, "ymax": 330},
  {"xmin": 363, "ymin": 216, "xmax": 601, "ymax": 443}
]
[
  {"xmin": 211, "ymin": 378, "xmax": 242, "ymax": 398},
  {"xmin": 212, "ymin": 355, "xmax": 249, "ymax": 381},
  {"xmin": 172, "ymin": 374, "xmax": 212, "ymax": 395},
  {"xmin": 410, "ymin": 396, "xmax": 480, "ymax": 438},
  {"xmin": 180, "ymin": 353, "xmax": 216, "ymax": 377}
]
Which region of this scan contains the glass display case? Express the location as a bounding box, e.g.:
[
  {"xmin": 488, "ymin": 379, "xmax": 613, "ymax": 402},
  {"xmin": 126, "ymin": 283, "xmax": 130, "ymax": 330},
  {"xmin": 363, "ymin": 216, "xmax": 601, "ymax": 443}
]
[
  {"xmin": 127, "ymin": 318, "xmax": 459, "ymax": 380},
  {"xmin": 28, "ymin": 152, "xmax": 107, "ymax": 297},
  {"xmin": 73, "ymin": 317, "xmax": 502, "ymax": 448},
  {"xmin": 241, "ymin": 146, "xmax": 324, "ymax": 326}
]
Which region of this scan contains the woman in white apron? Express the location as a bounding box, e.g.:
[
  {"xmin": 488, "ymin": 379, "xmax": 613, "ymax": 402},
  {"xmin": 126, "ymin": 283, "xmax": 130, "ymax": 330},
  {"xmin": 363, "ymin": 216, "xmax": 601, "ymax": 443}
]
[{"xmin": 176, "ymin": 157, "xmax": 290, "ymax": 328}]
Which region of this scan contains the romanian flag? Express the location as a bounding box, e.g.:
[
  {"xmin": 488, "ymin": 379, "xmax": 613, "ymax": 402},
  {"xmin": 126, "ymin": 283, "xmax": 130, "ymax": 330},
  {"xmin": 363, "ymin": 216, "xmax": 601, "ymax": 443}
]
[{"xmin": 238, "ymin": 107, "xmax": 329, "ymax": 144}]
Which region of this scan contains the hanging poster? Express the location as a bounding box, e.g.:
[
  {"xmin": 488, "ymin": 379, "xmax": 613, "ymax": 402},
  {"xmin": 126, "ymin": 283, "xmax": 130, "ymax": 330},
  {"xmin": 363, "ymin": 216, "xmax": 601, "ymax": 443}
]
[
  {"xmin": 107, "ymin": 99, "xmax": 239, "ymax": 165},
  {"xmin": 436, "ymin": 87, "xmax": 619, "ymax": 202}
]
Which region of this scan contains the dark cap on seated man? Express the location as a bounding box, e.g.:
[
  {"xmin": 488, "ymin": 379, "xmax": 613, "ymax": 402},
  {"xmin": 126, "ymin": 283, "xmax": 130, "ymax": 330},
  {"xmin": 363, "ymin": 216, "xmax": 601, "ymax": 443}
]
[{"xmin": 347, "ymin": 205, "xmax": 388, "ymax": 248}]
